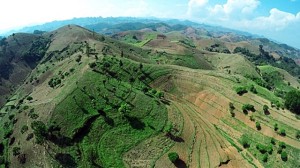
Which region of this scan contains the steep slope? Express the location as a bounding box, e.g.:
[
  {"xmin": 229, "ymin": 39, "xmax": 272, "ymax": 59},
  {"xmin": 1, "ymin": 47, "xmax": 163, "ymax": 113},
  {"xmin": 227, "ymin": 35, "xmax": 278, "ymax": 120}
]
[
  {"xmin": 0, "ymin": 33, "xmax": 49, "ymax": 106},
  {"xmin": 0, "ymin": 25, "xmax": 173, "ymax": 167}
]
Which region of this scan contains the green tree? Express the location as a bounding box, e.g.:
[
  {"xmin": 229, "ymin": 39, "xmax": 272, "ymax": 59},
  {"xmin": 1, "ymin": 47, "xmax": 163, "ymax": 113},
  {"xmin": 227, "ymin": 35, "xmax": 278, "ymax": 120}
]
[
  {"xmin": 27, "ymin": 96, "xmax": 33, "ymax": 101},
  {"xmin": 274, "ymin": 123, "xmax": 278, "ymax": 131},
  {"xmin": 281, "ymin": 151, "xmax": 288, "ymax": 161},
  {"xmin": 236, "ymin": 87, "xmax": 248, "ymax": 95},
  {"xmin": 271, "ymin": 138, "xmax": 276, "ymax": 145},
  {"xmin": 279, "ymin": 142, "xmax": 286, "ymax": 148},
  {"xmin": 240, "ymin": 135, "xmax": 250, "ymax": 148},
  {"xmin": 250, "ymin": 85, "xmax": 257, "ymax": 94},
  {"xmin": 31, "ymin": 121, "xmax": 47, "ymax": 144},
  {"xmin": 263, "ymin": 105, "xmax": 269, "ymax": 113},
  {"xmin": 262, "ymin": 153, "xmax": 268, "ymax": 162},
  {"xmin": 229, "ymin": 102, "xmax": 235, "ymax": 110},
  {"xmin": 256, "ymin": 122, "xmax": 261, "ymax": 130},
  {"xmin": 285, "ymin": 90, "xmax": 300, "ymax": 115},
  {"xmin": 168, "ymin": 152, "xmax": 179, "ymax": 163},
  {"xmin": 279, "ymin": 128, "xmax": 286, "ymax": 136},
  {"xmin": 13, "ymin": 147, "xmax": 20, "ymax": 156},
  {"xmin": 296, "ymin": 130, "xmax": 300, "ymax": 139}
]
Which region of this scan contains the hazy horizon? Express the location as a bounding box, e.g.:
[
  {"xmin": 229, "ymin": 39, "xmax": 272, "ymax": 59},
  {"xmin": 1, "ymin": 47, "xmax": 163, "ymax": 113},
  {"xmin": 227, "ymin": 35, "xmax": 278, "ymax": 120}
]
[{"xmin": 0, "ymin": 0, "xmax": 299, "ymax": 49}]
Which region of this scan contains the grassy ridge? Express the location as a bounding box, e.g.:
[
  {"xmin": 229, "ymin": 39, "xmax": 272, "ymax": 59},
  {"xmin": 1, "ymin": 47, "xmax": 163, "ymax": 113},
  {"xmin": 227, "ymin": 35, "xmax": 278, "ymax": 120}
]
[{"xmin": 49, "ymin": 56, "xmax": 170, "ymax": 167}]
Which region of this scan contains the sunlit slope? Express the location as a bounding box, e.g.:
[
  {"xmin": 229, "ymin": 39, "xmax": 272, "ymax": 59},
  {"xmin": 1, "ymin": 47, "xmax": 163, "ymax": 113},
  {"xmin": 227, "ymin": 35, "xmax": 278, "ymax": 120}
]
[{"xmin": 152, "ymin": 66, "xmax": 300, "ymax": 168}]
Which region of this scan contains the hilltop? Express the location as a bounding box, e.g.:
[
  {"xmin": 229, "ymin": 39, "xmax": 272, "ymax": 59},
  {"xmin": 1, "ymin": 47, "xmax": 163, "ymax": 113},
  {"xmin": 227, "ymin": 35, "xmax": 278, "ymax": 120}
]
[{"xmin": 0, "ymin": 23, "xmax": 299, "ymax": 168}]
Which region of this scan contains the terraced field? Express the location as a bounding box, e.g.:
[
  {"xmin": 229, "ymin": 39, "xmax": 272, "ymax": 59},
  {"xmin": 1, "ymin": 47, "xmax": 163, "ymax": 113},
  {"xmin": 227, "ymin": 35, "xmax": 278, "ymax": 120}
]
[{"xmin": 152, "ymin": 67, "xmax": 300, "ymax": 167}]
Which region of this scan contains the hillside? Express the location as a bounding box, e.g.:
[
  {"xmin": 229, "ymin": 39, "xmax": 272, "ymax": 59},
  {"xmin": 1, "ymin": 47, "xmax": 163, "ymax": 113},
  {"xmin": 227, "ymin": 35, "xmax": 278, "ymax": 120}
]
[
  {"xmin": 0, "ymin": 33, "xmax": 49, "ymax": 106},
  {"xmin": 0, "ymin": 24, "xmax": 299, "ymax": 168}
]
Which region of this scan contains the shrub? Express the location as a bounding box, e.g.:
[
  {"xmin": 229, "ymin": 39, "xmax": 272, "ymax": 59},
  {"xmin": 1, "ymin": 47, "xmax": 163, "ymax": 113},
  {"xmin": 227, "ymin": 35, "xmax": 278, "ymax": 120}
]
[
  {"xmin": 31, "ymin": 121, "xmax": 47, "ymax": 144},
  {"xmin": 26, "ymin": 96, "xmax": 33, "ymax": 101},
  {"xmin": 250, "ymin": 115, "xmax": 255, "ymax": 121},
  {"xmin": 8, "ymin": 114, "xmax": 15, "ymax": 120},
  {"xmin": 277, "ymin": 146, "xmax": 283, "ymax": 154},
  {"xmin": 13, "ymin": 147, "xmax": 20, "ymax": 156},
  {"xmin": 236, "ymin": 87, "xmax": 248, "ymax": 95},
  {"xmin": 230, "ymin": 111, "xmax": 235, "ymax": 117},
  {"xmin": 296, "ymin": 130, "xmax": 300, "ymax": 139},
  {"xmin": 155, "ymin": 91, "xmax": 164, "ymax": 99},
  {"xmin": 271, "ymin": 138, "xmax": 276, "ymax": 145},
  {"xmin": 229, "ymin": 102, "xmax": 235, "ymax": 110},
  {"xmin": 274, "ymin": 123, "xmax": 278, "ymax": 131},
  {"xmin": 240, "ymin": 135, "xmax": 250, "ymax": 148},
  {"xmin": 17, "ymin": 154, "xmax": 26, "ymax": 164},
  {"xmin": 279, "ymin": 129, "xmax": 286, "ymax": 136},
  {"xmin": 242, "ymin": 104, "xmax": 255, "ymax": 113},
  {"xmin": 279, "ymin": 142, "xmax": 286, "ymax": 148},
  {"xmin": 168, "ymin": 152, "xmax": 179, "ymax": 163},
  {"xmin": 21, "ymin": 125, "xmax": 28, "ymax": 134},
  {"xmin": 26, "ymin": 133, "xmax": 34, "ymax": 141},
  {"xmin": 256, "ymin": 122, "xmax": 261, "ymax": 130},
  {"xmin": 281, "ymin": 151, "xmax": 288, "ymax": 161},
  {"xmin": 262, "ymin": 153, "xmax": 268, "ymax": 162},
  {"xmin": 89, "ymin": 62, "xmax": 97, "ymax": 68},
  {"xmin": 263, "ymin": 105, "xmax": 269, "ymax": 113},
  {"xmin": 256, "ymin": 143, "xmax": 271, "ymax": 154},
  {"xmin": 250, "ymin": 85, "xmax": 257, "ymax": 94}
]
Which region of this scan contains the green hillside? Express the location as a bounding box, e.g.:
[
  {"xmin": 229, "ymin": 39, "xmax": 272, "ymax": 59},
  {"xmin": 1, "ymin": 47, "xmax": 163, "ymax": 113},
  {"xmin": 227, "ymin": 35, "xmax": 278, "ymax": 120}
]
[{"xmin": 0, "ymin": 24, "xmax": 299, "ymax": 168}]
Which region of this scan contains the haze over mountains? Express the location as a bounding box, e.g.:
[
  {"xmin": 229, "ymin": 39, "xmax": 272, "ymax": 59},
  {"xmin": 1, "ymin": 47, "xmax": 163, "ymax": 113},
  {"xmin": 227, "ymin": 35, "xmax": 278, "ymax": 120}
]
[{"xmin": 0, "ymin": 16, "xmax": 299, "ymax": 167}]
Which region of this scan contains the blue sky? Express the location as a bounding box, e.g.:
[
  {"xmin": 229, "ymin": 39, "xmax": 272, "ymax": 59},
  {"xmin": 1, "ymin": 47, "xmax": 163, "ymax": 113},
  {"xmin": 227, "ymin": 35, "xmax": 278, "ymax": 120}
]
[{"xmin": 0, "ymin": 0, "xmax": 299, "ymax": 48}]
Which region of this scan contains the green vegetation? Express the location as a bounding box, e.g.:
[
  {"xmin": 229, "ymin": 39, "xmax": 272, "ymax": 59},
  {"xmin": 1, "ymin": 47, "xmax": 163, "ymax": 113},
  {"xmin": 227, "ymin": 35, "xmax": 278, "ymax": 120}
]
[
  {"xmin": 255, "ymin": 122, "xmax": 261, "ymax": 130},
  {"xmin": 240, "ymin": 134, "xmax": 250, "ymax": 148},
  {"xmin": 235, "ymin": 86, "xmax": 248, "ymax": 95},
  {"xmin": 262, "ymin": 153, "xmax": 268, "ymax": 162},
  {"xmin": 0, "ymin": 23, "xmax": 300, "ymax": 168},
  {"xmin": 270, "ymin": 138, "xmax": 276, "ymax": 145},
  {"xmin": 242, "ymin": 104, "xmax": 255, "ymax": 114},
  {"xmin": 229, "ymin": 102, "xmax": 235, "ymax": 117},
  {"xmin": 26, "ymin": 96, "xmax": 33, "ymax": 101},
  {"xmin": 285, "ymin": 90, "xmax": 300, "ymax": 115},
  {"xmin": 48, "ymin": 77, "xmax": 62, "ymax": 88},
  {"xmin": 263, "ymin": 105, "xmax": 269, "ymax": 114},
  {"xmin": 168, "ymin": 152, "xmax": 179, "ymax": 163},
  {"xmin": 279, "ymin": 128, "xmax": 286, "ymax": 136},
  {"xmin": 234, "ymin": 46, "xmax": 300, "ymax": 77},
  {"xmin": 274, "ymin": 123, "xmax": 279, "ymax": 131},
  {"xmin": 250, "ymin": 85, "xmax": 257, "ymax": 94},
  {"xmin": 46, "ymin": 56, "xmax": 170, "ymax": 167},
  {"xmin": 21, "ymin": 125, "xmax": 28, "ymax": 134},
  {"xmin": 31, "ymin": 121, "xmax": 47, "ymax": 144},
  {"xmin": 296, "ymin": 130, "xmax": 300, "ymax": 139},
  {"xmin": 281, "ymin": 151, "xmax": 288, "ymax": 161},
  {"xmin": 12, "ymin": 147, "xmax": 20, "ymax": 156}
]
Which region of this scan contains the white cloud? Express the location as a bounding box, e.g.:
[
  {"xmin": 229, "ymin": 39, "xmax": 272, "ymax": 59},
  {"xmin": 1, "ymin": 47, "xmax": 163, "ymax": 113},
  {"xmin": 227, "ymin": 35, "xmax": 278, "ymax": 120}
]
[
  {"xmin": 187, "ymin": 0, "xmax": 208, "ymax": 15},
  {"xmin": 209, "ymin": 0, "xmax": 260, "ymax": 20},
  {"xmin": 240, "ymin": 8, "xmax": 300, "ymax": 30}
]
